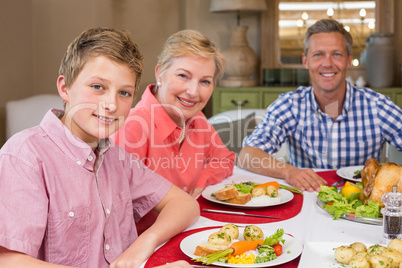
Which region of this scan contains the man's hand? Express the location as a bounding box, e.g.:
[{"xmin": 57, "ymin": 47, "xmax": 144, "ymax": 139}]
[
  {"xmin": 238, "ymin": 146, "xmax": 327, "ymax": 192},
  {"xmin": 285, "ymin": 168, "xmax": 327, "ymax": 192}
]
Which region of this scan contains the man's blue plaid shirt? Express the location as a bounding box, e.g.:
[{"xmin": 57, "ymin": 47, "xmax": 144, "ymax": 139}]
[{"xmin": 243, "ymin": 81, "xmax": 402, "ymax": 169}]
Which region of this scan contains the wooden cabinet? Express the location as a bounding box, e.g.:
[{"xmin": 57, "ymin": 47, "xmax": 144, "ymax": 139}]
[
  {"xmin": 212, "ymin": 87, "xmax": 291, "ymax": 115},
  {"xmin": 211, "ymin": 87, "xmax": 402, "ymax": 115}
]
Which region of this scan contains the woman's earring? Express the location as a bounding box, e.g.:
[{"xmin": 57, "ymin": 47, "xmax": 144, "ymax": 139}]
[{"xmin": 157, "ymin": 81, "xmax": 161, "ymax": 87}]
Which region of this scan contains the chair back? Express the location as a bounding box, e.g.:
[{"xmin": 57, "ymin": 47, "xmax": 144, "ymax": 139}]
[
  {"xmin": 6, "ymin": 94, "xmax": 63, "ymax": 139},
  {"xmin": 386, "ymin": 143, "xmax": 402, "ymax": 165},
  {"xmin": 208, "ymin": 109, "xmax": 289, "ymax": 163}
]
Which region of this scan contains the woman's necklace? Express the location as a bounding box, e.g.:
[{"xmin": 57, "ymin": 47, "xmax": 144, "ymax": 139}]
[{"xmin": 179, "ymin": 123, "xmax": 186, "ymax": 144}]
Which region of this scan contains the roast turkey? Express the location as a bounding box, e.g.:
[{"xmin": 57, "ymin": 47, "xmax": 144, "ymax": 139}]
[{"xmin": 360, "ymin": 159, "xmax": 402, "ymax": 206}]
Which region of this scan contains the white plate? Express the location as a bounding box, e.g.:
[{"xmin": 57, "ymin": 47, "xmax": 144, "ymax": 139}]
[
  {"xmin": 298, "ymin": 242, "xmax": 344, "ymax": 268},
  {"xmin": 202, "ymin": 184, "xmax": 294, "ymax": 209},
  {"xmin": 299, "ymin": 241, "xmax": 386, "ymax": 267},
  {"xmin": 336, "ymin": 165, "xmax": 364, "ymax": 182},
  {"xmin": 180, "ymin": 228, "xmax": 303, "ymax": 267}
]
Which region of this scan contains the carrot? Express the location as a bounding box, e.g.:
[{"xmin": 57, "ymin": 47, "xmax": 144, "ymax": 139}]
[
  {"xmin": 254, "ymin": 181, "xmax": 280, "ymax": 189},
  {"xmin": 230, "ymin": 240, "xmax": 265, "ymax": 255}
]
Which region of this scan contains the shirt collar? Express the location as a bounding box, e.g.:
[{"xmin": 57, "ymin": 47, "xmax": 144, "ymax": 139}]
[
  {"xmin": 141, "ymin": 85, "xmax": 197, "ymax": 141},
  {"xmin": 342, "ymin": 80, "xmax": 353, "ymax": 114},
  {"xmin": 309, "ymin": 86, "xmax": 320, "ymax": 113},
  {"xmin": 40, "ymin": 109, "xmax": 110, "ymax": 171},
  {"xmin": 310, "ymin": 81, "xmax": 352, "ymax": 117}
]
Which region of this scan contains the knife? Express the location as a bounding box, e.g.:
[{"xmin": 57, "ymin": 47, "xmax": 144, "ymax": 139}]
[{"xmin": 202, "ymin": 208, "xmax": 280, "ymax": 219}]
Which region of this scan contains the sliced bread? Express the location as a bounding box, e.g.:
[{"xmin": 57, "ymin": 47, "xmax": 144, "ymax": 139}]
[
  {"xmin": 226, "ymin": 193, "xmax": 252, "ymax": 205},
  {"xmin": 214, "ymin": 185, "xmax": 239, "ymax": 201},
  {"xmin": 193, "ymin": 243, "xmax": 229, "ymax": 256}
]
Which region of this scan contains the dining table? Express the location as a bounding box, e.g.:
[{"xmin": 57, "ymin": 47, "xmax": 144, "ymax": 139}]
[{"xmin": 141, "ymin": 166, "xmax": 385, "ymax": 268}]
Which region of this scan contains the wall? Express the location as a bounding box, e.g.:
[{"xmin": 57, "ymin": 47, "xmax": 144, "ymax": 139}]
[
  {"xmin": 395, "ymin": 0, "xmax": 402, "ymax": 86},
  {"xmin": 0, "ymin": 0, "xmax": 262, "ymax": 146},
  {"xmin": 1, "ymin": 0, "xmax": 399, "ymax": 146},
  {"xmin": 0, "ymin": 0, "xmax": 34, "ymax": 145},
  {"xmin": 262, "ymin": 0, "xmax": 401, "ymax": 86}
]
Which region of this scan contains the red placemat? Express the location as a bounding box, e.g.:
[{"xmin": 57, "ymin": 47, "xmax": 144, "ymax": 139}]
[
  {"xmin": 144, "ymin": 226, "xmax": 300, "ymax": 268},
  {"xmin": 198, "ymin": 192, "xmax": 303, "ymax": 224},
  {"xmin": 316, "ymin": 170, "xmax": 343, "ymax": 186},
  {"xmin": 138, "ymin": 171, "xmax": 338, "ymax": 234}
]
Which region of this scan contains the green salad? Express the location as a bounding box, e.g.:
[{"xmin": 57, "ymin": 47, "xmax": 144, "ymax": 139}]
[
  {"xmin": 317, "ymin": 185, "xmax": 381, "ymax": 219},
  {"xmin": 234, "ymin": 181, "xmax": 303, "ymax": 195}
]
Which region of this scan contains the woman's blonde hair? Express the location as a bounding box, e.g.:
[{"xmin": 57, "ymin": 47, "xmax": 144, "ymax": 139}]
[
  {"xmin": 156, "ymin": 29, "xmax": 225, "ymax": 85},
  {"xmin": 59, "ymin": 27, "xmax": 143, "ymax": 93}
]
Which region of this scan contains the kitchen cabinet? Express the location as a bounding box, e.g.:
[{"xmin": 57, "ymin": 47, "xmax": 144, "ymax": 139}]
[{"xmin": 211, "ymin": 87, "xmax": 402, "ymax": 115}]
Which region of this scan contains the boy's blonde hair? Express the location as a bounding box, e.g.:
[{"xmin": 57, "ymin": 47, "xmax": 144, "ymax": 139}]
[
  {"xmin": 156, "ymin": 29, "xmax": 225, "ymax": 86},
  {"xmin": 59, "ymin": 27, "xmax": 143, "ymax": 93}
]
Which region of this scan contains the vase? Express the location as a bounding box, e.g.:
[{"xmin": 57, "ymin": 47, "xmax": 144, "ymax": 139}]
[
  {"xmin": 220, "ymin": 26, "xmax": 257, "ymax": 87},
  {"xmin": 364, "ymin": 33, "xmax": 396, "ymax": 88}
]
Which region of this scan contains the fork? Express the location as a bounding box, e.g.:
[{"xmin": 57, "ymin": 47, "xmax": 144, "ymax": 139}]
[
  {"xmin": 331, "ymin": 179, "xmax": 345, "ymax": 187},
  {"xmin": 166, "ymin": 263, "xmax": 218, "ymax": 268}
]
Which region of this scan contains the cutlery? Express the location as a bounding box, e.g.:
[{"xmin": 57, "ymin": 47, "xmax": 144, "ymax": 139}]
[
  {"xmin": 167, "ymin": 263, "xmax": 215, "ymax": 268},
  {"xmin": 190, "ymin": 265, "xmax": 217, "ymax": 268},
  {"xmin": 203, "ymin": 209, "xmax": 280, "ymax": 219},
  {"xmin": 331, "ymin": 179, "xmax": 345, "ymax": 187},
  {"xmin": 166, "ymin": 262, "xmax": 221, "ymax": 268}
]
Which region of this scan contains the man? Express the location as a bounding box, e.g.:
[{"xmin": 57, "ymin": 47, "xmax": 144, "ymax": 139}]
[{"xmin": 238, "ymin": 19, "xmax": 402, "ymax": 192}]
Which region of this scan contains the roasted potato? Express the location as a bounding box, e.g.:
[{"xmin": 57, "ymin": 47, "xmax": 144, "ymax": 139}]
[
  {"xmin": 382, "ymin": 248, "xmax": 402, "ymax": 268},
  {"xmin": 334, "ymin": 245, "xmax": 357, "ymax": 265},
  {"xmin": 349, "ymin": 256, "xmax": 370, "ymax": 268},
  {"xmin": 266, "ymin": 185, "xmax": 278, "ymax": 198},
  {"xmin": 243, "ymin": 225, "xmax": 264, "ymax": 241},
  {"xmin": 251, "ymin": 187, "xmax": 266, "ymax": 197},
  {"xmin": 351, "ymin": 242, "xmax": 368, "ymax": 253},
  {"xmin": 388, "ymin": 239, "xmax": 402, "ymax": 254},
  {"xmin": 368, "ymin": 244, "xmax": 387, "ymax": 255},
  {"xmin": 219, "ymin": 223, "xmax": 239, "ymax": 240},
  {"xmin": 369, "ymin": 254, "xmax": 391, "ymax": 268},
  {"xmin": 208, "ymin": 232, "xmax": 231, "ymax": 246}
]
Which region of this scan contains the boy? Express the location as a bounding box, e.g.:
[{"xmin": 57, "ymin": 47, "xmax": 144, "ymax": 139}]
[{"xmin": 0, "ymin": 27, "xmax": 199, "ymax": 267}]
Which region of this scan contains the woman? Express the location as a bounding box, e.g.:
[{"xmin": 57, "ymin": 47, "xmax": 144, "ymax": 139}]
[{"xmin": 112, "ymin": 29, "xmax": 235, "ymax": 198}]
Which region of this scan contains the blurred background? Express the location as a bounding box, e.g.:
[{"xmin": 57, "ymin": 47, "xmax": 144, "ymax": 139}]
[{"xmin": 0, "ymin": 0, "xmax": 401, "ymax": 147}]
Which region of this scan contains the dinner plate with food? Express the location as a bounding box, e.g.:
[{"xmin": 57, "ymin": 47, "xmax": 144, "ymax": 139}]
[
  {"xmin": 317, "ymin": 158, "xmax": 402, "ymax": 225},
  {"xmin": 336, "ymin": 165, "xmax": 364, "ymax": 181},
  {"xmin": 180, "ymin": 223, "xmax": 303, "ymax": 267},
  {"xmin": 299, "ymin": 239, "xmax": 402, "ymax": 268},
  {"xmin": 201, "ymin": 181, "xmax": 296, "ymax": 208}
]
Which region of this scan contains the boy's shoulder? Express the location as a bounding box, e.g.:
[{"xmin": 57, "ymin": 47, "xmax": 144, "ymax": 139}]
[
  {"xmin": 2, "ymin": 127, "xmax": 42, "ymax": 152},
  {"xmin": 0, "ymin": 126, "xmax": 49, "ymax": 170}
]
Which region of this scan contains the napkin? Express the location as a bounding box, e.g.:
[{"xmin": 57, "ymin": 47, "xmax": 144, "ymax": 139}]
[{"xmin": 144, "ymin": 226, "xmax": 300, "ymax": 268}]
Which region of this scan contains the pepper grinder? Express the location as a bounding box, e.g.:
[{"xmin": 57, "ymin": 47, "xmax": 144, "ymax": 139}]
[{"xmin": 381, "ymin": 186, "xmax": 402, "ymax": 241}]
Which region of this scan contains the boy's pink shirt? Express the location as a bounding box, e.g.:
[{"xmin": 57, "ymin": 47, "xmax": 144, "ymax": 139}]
[
  {"xmin": 111, "ymin": 85, "xmax": 235, "ymax": 191},
  {"xmin": 0, "ymin": 109, "xmax": 172, "ymax": 267}
]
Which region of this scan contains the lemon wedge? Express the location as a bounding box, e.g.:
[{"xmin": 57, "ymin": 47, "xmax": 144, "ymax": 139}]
[{"xmin": 341, "ymin": 182, "xmax": 361, "ymax": 198}]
